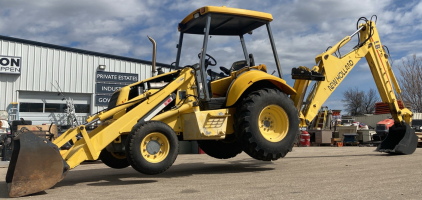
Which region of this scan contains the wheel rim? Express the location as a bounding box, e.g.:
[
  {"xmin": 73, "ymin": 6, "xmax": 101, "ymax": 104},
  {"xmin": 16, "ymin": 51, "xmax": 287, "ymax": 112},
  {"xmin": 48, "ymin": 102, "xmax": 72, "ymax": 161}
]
[
  {"xmin": 141, "ymin": 132, "xmax": 170, "ymax": 163},
  {"xmin": 110, "ymin": 152, "xmax": 126, "ymax": 159},
  {"xmin": 258, "ymin": 105, "xmax": 289, "ymax": 142}
]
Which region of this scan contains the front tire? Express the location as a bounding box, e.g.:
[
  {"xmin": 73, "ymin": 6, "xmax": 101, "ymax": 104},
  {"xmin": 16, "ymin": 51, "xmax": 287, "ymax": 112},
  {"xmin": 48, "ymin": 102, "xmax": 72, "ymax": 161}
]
[
  {"xmin": 125, "ymin": 121, "xmax": 179, "ymax": 175},
  {"xmin": 235, "ymin": 88, "xmax": 299, "ymax": 161}
]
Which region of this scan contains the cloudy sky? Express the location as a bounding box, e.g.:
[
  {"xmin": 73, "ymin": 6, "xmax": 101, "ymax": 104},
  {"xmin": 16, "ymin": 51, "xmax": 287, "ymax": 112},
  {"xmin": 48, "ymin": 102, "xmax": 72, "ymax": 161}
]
[{"xmin": 1, "ymin": 0, "xmax": 421, "ymax": 113}]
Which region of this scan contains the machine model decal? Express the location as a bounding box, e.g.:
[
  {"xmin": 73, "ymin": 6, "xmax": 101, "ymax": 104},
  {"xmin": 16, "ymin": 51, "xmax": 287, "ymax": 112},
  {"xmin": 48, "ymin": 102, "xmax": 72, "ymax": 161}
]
[{"xmin": 327, "ymin": 60, "xmax": 354, "ymax": 91}]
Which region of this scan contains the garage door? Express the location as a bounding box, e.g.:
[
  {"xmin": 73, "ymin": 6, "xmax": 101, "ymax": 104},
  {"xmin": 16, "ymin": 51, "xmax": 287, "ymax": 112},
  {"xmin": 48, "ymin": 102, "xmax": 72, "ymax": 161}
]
[{"xmin": 18, "ymin": 91, "xmax": 91, "ymax": 126}]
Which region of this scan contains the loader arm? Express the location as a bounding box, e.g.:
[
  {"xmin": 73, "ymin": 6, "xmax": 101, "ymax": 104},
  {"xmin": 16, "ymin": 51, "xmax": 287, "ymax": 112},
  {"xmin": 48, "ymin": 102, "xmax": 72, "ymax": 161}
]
[
  {"xmin": 291, "ymin": 18, "xmax": 418, "ymax": 155},
  {"xmin": 292, "ymin": 20, "xmax": 411, "ymax": 127},
  {"xmin": 6, "ymin": 67, "xmax": 196, "ymax": 197},
  {"xmin": 58, "ymin": 68, "xmax": 195, "ymax": 169}
]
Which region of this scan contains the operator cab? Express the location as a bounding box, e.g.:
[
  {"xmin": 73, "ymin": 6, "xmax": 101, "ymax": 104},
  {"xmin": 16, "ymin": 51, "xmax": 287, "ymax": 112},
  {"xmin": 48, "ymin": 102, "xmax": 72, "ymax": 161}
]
[{"xmin": 174, "ymin": 6, "xmax": 283, "ymax": 105}]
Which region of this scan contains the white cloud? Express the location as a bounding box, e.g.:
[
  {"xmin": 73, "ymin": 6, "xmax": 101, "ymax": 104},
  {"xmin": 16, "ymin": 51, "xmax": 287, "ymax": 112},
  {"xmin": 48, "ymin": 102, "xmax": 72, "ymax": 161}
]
[
  {"xmin": 1, "ymin": 0, "xmax": 421, "ymax": 112},
  {"xmin": 79, "ymin": 37, "xmax": 132, "ymax": 55}
]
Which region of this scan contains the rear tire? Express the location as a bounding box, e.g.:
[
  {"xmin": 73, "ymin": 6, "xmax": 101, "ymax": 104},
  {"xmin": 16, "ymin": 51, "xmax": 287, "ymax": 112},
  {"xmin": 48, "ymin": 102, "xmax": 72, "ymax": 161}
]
[
  {"xmin": 99, "ymin": 149, "xmax": 130, "ymax": 169},
  {"xmin": 125, "ymin": 121, "xmax": 179, "ymax": 175},
  {"xmin": 197, "ymin": 135, "xmax": 242, "ymax": 159},
  {"xmin": 234, "ymin": 88, "xmax": 299, "ymax": 161}
]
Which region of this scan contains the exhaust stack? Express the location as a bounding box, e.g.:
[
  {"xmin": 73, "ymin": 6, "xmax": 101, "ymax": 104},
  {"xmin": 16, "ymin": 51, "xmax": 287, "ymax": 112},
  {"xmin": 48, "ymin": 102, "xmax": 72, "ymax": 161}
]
[{"xmin": 148, "ymin": 36, "xmax": 157, "ymax": 76}]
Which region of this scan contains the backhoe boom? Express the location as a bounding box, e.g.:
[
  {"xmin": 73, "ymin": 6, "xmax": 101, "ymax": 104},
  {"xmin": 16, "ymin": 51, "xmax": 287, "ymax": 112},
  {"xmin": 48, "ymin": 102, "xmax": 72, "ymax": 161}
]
[
  {"xmin": 291, "ymin": 18, "xmax": 418, "ymax": 155},
  {"xmin": 292, "ymin": 20, "xmax": 411, "ymax": 126}
]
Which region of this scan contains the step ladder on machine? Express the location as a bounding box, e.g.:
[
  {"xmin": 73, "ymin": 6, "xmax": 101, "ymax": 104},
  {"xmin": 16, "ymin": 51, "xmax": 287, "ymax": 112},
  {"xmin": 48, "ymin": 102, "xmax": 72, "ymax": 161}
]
[{"xmin": 314, "ymin": 106, "xmax": 328, "ymax": 130}]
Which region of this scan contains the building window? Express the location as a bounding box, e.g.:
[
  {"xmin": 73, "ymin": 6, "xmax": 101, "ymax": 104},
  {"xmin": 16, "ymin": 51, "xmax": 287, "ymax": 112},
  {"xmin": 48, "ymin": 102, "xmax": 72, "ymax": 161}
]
[
  {"xmin": 74, "ymin": 104, "xmax": 90, "ymax": 113},
  {"xmin": 45, "ymin": 103, "xmax": 66, "ymax": 113},
  {"xmin": 19, "ymin": 103, "xmax": 43, "ymax": 112},
  {"xmin": 19, "ymin": 102, "xmax": 91, "ymax": 113}
]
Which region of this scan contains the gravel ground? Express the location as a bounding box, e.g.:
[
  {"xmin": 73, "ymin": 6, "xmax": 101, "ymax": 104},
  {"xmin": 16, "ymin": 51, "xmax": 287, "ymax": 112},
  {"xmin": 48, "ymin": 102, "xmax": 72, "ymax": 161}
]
[{"xmin": 1, "ymin": 147, "xmax": 421, "ymax": 199}]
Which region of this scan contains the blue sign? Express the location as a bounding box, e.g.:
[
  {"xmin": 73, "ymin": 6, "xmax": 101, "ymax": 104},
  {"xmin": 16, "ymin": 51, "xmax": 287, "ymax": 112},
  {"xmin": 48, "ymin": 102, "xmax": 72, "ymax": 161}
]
[
  {"xmin": 95, "ymin": 71, "xmax": 138, "ymax": 106},
  {"xmin": 96, "ymin": 71, "xmax": 138, "ymax": 83},
  {"xmin": 95, "ymin": 95, "xmax": 111, "ymax": 106},
  {"xmin": 96, "ymin": 83, "xmax": 126, "ymax": 94}
]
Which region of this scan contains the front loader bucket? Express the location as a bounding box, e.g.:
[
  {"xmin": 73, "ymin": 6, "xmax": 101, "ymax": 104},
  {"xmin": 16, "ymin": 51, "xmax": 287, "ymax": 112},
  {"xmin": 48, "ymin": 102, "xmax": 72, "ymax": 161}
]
[
  {"xmin": 6, "ymin": 132, "xmax": 69, "ymax": 197},
  {"xmin": 376, "ymin": 123, "xmax": 418, "ymax": 155}
]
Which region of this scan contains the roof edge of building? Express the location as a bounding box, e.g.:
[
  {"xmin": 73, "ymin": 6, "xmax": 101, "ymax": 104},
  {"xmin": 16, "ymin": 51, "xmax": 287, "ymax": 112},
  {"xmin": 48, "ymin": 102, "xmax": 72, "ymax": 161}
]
[{"xmin": 0, "ymin": 35, "xmax": 173, "ymax": 68}]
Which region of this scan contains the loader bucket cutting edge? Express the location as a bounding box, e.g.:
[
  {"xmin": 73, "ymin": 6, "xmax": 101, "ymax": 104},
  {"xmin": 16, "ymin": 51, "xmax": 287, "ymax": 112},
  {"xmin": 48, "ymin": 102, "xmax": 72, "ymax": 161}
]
[
  {"xmin": 376, "ymin": 122, "xmax": 418, "ymax": 155},
  {"xmin": 5, "ymin": 132, "xmax": 69, "ymax": 197}
]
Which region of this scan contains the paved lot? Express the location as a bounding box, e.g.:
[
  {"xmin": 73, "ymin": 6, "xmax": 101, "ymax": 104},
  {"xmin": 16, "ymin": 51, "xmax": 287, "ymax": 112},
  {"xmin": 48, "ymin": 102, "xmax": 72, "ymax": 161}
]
[{"xmin": 1, "ymin": 147, "xmax": 422, "ymax": 199}]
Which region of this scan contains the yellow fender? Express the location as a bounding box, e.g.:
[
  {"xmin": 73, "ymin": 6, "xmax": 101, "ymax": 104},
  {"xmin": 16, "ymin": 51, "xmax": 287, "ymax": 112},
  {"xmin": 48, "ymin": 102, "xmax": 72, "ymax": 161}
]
[{"xmin": 226, "ymin": 70, "xmax": 296, "ymax": 107}]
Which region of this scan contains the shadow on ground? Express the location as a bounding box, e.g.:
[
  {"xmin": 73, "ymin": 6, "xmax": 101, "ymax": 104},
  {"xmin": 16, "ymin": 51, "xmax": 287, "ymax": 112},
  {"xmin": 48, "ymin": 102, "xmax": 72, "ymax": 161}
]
[
  {"xmin": 54, "ymin": 158, "xmax": 274, "ymax": 188},
  {"xmin": 0, "ymin": 158, "xmax": 274, "ymax": 198},
  {"xmin": 285, "ymin": 153, "xmax": 400, "ymax": 159}
]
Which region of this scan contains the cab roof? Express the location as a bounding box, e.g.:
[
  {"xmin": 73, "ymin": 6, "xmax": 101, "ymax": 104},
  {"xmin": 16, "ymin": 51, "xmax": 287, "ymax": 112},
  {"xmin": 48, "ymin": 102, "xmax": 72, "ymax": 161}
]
[{"xmin": 178, "ymin": 6, "xmax": 273, "ymax": 35}]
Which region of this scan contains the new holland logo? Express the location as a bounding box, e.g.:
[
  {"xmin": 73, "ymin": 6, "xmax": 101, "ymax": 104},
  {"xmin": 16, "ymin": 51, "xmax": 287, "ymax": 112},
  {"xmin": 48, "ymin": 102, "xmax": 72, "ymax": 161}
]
[{"xmin": 0, "ymin": 56, "xmax": 21, "ymax": 74}]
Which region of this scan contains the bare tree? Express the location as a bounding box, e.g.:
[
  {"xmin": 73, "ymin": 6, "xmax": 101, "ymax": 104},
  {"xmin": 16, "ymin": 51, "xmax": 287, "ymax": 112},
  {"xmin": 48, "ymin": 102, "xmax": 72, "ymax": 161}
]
[
  {"xmin": 342, "ymin": 87, "xmax": 364, "ymax": 116},
  {"xmin": 396, "ymin": 54, "xmax": 422, "ymax": 112},
  {"xmin": 342, "ymin": 87, "xmax": 379, "ymax": 115},
  {"xmin": 362, "ymin": 88, "xmax": 380, "ymax": 114}
]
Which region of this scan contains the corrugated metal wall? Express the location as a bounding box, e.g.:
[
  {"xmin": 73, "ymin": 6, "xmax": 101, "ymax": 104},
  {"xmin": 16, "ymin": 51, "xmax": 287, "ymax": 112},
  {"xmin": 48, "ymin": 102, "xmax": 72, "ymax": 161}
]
[
  {"xmin": 354, "ymin": 113, "xmax": 422, "ymax": 127},
  {"xmin": 354, "ymin": 114, "xmax": 392, "ymax": 128},
  {"xmin": 0, "ymin": 39, "xmax": 170, "ymax": 113},
  {"xmin": 413, "ymin": 113, "xmax": 422, "ymax": 120}
]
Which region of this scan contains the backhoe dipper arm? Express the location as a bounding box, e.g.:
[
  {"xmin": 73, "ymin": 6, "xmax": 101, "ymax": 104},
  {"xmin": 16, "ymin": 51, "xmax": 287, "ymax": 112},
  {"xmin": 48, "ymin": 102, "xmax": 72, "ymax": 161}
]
[{"xmin": 293, "ymin": 20, "xmax": 412, "ymax": 127}]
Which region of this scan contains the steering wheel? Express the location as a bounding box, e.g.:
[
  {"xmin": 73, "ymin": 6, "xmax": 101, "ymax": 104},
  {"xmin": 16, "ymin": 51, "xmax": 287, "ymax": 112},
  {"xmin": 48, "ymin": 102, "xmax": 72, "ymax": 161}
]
[{"xmin": 198, "ymin": 53, "xmax": 217, "ymax": 67}]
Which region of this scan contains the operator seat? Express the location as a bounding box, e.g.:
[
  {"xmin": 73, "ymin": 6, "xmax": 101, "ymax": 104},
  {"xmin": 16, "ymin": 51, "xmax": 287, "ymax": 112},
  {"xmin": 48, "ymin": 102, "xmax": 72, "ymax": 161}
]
[
  {"xmin": 231, "ymin": 60, "xmax": 248, "ymax": 71},
  {"xmin": 230, "ymin": 54, "xmax": 255, "ymax": 71}
]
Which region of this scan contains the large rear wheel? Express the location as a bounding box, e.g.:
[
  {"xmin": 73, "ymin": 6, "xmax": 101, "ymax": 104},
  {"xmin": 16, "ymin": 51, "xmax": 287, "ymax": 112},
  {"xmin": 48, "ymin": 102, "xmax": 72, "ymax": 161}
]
[
  {"xmin": 125, "ymin": 121, "xmax": 179, "ymax": 175},
  {"xmin": 235, "ymin": 88, "xmax": 299, "ymax": 161}
]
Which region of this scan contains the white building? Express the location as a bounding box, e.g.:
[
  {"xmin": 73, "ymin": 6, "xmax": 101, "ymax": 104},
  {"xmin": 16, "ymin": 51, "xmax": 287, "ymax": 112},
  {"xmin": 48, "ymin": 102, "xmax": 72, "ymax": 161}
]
[{"xmin": 0, "ymin": 35, "xmax": 171, "ymax": 126}]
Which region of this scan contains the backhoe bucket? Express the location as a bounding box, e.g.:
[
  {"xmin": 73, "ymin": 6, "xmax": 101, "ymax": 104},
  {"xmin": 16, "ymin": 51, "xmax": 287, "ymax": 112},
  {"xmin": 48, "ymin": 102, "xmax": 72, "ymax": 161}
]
[
  {"xmin": 376, "ymin": 123, "xmax": 418, "ymax": 155},
  {"xmin": 6, "ymin": 132, "xmax": 69, "ymax": 197}
]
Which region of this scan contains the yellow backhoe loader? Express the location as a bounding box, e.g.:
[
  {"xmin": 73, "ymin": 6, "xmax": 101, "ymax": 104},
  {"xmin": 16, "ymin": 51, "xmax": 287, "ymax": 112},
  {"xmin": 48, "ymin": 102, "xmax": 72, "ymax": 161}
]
[{"xmin": 6, "ymin": 6, "xmax": 418, "ymax": 197}]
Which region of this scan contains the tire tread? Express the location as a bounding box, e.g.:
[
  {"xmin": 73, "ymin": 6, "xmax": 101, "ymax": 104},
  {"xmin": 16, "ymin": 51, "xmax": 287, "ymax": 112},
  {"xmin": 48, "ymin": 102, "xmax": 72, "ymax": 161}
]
[
  {"xmin": 125, "ymin": 121, "xmax": 178, "ymax": 175},
  {"xmin": 234, "ymin": 88, "xmax": 299, "ymax": 161}
]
